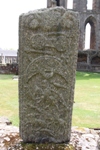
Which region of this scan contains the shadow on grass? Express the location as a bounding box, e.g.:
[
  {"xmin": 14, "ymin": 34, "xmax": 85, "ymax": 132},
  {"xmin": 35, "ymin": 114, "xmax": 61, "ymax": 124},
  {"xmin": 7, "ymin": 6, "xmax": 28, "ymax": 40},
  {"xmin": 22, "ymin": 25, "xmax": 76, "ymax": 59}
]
[
  {"xmin": 76, "ymin": 71, "xmax": 100, "ymax": 80},
  {"xmin": 0, "ymin": 74, "xmax": 14, "ymax": 80}
]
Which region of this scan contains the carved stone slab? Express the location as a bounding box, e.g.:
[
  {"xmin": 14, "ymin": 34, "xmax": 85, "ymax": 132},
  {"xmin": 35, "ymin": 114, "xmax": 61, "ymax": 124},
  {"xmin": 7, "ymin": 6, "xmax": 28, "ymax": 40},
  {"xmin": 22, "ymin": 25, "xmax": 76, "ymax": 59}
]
[{"xmin": 19, "ymin": 7, "xmax": 79, "ymax": 143}]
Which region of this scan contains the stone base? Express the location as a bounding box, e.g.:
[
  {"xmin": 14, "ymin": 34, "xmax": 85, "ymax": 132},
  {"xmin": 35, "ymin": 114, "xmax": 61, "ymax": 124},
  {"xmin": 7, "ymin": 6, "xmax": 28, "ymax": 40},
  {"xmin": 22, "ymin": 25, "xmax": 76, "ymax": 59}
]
[{"xmin": 0, "ymin": 123, "xmax": 99, "ymax": 149}]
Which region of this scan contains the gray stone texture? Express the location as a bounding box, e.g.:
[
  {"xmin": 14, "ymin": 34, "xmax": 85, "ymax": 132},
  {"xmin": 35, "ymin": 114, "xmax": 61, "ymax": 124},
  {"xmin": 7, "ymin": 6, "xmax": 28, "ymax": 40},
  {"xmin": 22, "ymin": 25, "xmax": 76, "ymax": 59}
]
[
  {"xmin": 19, "ymin": 7, "xmax": 79, "ymax": 143},
  {"xmin": 47, "ymin": 0, "xmax": 100, "ymax": 72},
  {"xmin": 73, "ymin": 0, "xmax": 87, "ymax": 12},
  {"xmin": 47, "ymin": 0, "xmax": 67, "ymax": 8},
  {"xmin": 73, "ymin": 0, "xmax": 100, "ymax": 72}
]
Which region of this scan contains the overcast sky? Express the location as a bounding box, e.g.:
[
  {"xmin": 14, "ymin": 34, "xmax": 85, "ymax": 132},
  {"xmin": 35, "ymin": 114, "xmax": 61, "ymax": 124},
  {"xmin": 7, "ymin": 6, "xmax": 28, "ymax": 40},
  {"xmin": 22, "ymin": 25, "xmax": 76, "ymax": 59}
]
[
  {"xmin": 0, "ymin": 0, "xmax": 47, "ymax": 49},
  {"xmin": 0, "ymin": 0, "xmax": 92, "ymax": 50}
]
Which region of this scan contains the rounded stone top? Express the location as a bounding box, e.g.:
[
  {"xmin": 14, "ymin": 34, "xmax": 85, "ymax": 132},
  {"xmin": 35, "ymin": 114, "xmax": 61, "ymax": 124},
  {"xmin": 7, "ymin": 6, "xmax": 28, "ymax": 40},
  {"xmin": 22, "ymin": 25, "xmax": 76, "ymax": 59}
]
[{"xmin": 19, "ymin": 7, "xmax": 79, "ymax": 32}]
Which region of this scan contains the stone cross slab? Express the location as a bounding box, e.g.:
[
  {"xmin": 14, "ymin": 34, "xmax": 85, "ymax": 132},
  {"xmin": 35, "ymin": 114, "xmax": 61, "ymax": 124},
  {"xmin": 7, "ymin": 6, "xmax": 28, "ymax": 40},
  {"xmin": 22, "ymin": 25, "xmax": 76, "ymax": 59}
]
[{"xmin": 19, "ymin": 7, "xmax": 79, "ymax": 143}]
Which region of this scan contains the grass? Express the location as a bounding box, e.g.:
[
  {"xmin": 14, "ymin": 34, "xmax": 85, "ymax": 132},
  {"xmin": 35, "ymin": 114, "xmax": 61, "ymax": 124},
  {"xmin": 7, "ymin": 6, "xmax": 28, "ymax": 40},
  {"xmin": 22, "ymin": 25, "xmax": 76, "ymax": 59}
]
[
  {"xmin": 72, "ymin": 72, "xmax": 100, "ymax": 128},
  {"xmin": 0, "ymin": 74, "xmax": 19, "ymax": 126},
  {"xmin": 0, "ymin": 72, "xmax": 100, "ymax": 128}
]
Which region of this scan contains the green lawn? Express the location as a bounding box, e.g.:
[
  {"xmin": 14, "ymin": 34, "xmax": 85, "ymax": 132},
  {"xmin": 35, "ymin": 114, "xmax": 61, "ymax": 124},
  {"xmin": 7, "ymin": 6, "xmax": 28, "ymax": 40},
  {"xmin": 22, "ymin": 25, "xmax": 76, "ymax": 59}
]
[
  {"xmin": 0, "ymin": 72, "xmax": 100, "ymax": 128},
  {"xmin": 72, "ymin": 72, "xmax": 100, "ymax": 128},
  {"xmin": 0, "ymin": 74, "xmax": 19, "ymax": 126}
]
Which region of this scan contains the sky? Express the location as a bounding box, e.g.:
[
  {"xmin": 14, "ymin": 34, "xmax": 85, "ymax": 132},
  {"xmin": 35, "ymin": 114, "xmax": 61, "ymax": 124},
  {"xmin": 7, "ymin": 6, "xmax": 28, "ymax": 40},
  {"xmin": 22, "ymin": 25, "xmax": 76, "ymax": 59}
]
[
  {"xmin": 0, "ymin": 0, "xmax": 47, "ymax": 50},
  {"xmin": 0, "ymin": 0, "xmax": 92, "ymax": 50}
]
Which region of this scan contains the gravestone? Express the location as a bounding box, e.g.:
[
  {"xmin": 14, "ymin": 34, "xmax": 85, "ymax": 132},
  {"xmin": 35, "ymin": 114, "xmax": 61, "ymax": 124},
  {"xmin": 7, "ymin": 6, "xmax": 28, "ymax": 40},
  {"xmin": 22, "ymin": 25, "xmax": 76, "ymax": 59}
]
[{"xmin": 19, "ymin": 7, "xmax": 79, "ymax": 143}]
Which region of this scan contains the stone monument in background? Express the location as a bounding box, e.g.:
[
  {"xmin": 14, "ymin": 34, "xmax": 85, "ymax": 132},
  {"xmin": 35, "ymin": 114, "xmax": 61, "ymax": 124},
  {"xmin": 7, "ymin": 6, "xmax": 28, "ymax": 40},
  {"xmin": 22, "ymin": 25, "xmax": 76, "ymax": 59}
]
[{"xmin": 19, "ymin": 7, "xmax": 79, "ymax": 143}]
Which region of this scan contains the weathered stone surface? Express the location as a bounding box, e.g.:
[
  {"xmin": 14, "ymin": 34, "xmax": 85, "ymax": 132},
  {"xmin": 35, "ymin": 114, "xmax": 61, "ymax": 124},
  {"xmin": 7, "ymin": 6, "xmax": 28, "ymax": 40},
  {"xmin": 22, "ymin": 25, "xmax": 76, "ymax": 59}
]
[
  {"xmin": 19, "ymin": 7, "xmax": 79, "ymax": 143},
  {"xmin": 47, "ymin": 0, "xmax": 67, "ymax": 8},
  {"xmin": 47, "ymin": 0, "xmax": 100, "ymax": 72},
  {"xmin": 0, "ymin": 123, "xmax": 20, "ymax": 150},
  {"xmin": 0, "ymin": 117, "xmax": 12, "ymax": 125}
]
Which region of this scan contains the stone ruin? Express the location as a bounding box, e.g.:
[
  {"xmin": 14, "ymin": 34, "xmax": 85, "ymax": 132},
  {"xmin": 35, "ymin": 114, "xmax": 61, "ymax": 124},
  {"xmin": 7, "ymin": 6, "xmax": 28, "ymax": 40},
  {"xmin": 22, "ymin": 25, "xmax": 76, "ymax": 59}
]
[
  {"xmin": 47, "ymin": 0, "xmax": 100, "ymax": 72},
  {"xmin": 19, "ymin": 7, "xmax": 79, "ymax": 143}
]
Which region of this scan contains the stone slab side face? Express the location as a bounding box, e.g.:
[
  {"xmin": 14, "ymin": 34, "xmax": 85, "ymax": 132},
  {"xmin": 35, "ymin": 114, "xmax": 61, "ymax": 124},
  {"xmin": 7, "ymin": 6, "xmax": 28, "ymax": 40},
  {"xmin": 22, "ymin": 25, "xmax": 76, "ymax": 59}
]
[{"xmin": 19, "ymin": 7, "xmax": 79, "ymax": 143}]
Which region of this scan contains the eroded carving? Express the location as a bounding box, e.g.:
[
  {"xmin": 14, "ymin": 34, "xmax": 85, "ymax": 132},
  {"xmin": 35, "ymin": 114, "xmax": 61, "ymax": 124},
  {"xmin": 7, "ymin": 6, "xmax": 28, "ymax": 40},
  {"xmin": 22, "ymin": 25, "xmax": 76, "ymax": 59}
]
[{"xmin": 19, "ymin": 7, "xmax": 79, "ymax": 143}]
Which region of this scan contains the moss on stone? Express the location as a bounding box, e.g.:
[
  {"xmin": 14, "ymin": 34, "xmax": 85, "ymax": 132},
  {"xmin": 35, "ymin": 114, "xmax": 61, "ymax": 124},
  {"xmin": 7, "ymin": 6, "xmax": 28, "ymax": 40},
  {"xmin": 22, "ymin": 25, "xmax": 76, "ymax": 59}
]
[{"xmin": 21, "ymin": 143, "xmax": 75, "ymax": 150}]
